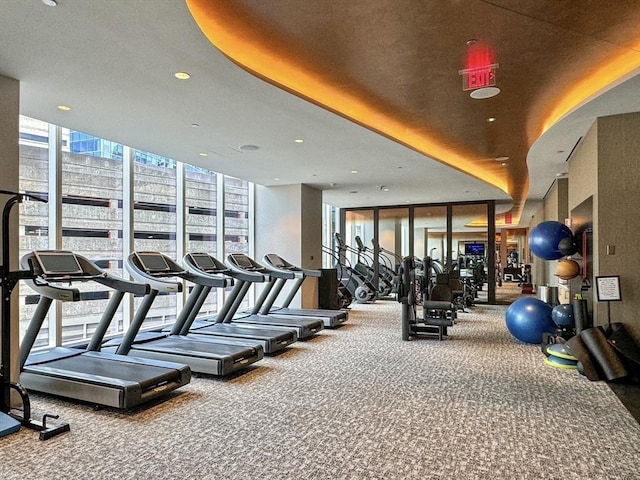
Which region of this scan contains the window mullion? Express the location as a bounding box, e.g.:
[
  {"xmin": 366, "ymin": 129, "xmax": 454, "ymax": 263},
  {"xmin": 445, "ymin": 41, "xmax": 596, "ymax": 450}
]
[{"xmin": 47, "ymin": 124, "xmax": 62, "ymax": 346}]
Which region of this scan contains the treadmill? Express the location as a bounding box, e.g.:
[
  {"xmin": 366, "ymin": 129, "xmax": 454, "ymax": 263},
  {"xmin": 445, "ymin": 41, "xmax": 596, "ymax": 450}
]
[
  {"xmin": 19, "ymin": 250, "xmax": 191, "ymax": 410},
  {"xmin": 259, "ymin": 253, "xmax": 349, "ymax": 328},
  {"xmin": 113, "ymin": 252, "xmax": 297, "ymax": 355},
  {"xmin": 186, "ymin": 253, "xmax": 323, "ymax": 340},
  {"xmin": 101, "ymin": 252, "xmax": 266, "ymax": 373}
]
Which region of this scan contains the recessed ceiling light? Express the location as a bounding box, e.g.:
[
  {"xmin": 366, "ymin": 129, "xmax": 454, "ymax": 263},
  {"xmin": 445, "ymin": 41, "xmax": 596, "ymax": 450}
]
[
  {"xmin": 42, "ymin": 0, "xmax": 57, "ymax": 6},
  {"xmin": 470, "ymin": 87, "xmax": 500, "ymax": 99},
  {"xmin": 57, "ymin": 105, "xmax": 71, "ymax": 111},
  {"xmin": 199, "ymin": 152, "xmax": 208, "ymax": 157},
  {"xmin": 294, "ymin": 138, "xmax": 304, "ymax": 143},
  {"xmin": 501, "ymin": 162, "xmax": 507, "ymax": 166},
  {"xmin": 466, "ymin": 39, "xmax": 477, "ymax": 46},
  {"xmin": 191, "ymin": 123, "xmax": 200, "ymax": 128},
  {"xmin": 495, "ymin": 156, "xmax": 509, "ymax": 162},
  {"xmin": 174, "ymin": 72, "xmax": 191, "ymax": 80},
  {"xmin": 487, "ymin": 117, "xmax": 496, "ymax": 122},
  {"xmin": 239, "ymin": 144, "xmax": 260, "ymax": 151},
  {"xmin": 274, "ymin": 177, "xmax": 280, "ymax": 181},
  {"xmin": 351, "ymin": 170, "xmax": 358, "ymax": 174}
]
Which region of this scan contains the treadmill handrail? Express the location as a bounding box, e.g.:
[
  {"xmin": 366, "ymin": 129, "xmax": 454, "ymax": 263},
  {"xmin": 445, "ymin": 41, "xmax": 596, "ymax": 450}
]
[
  {"xmin": 21, "ymin": 251, "xmax": 150, "ymax": 298},
  {"xmin": 262, "ymin": 254, "xmax": 321, "ymax": 278},
  {"xmin": 225, "ymin": 254, "xmax": 269, "ymax": 283},
  {"xmin": 127, "ymin": 252, "xmax": 227, "ymax": 291},
  {"xmin": 181, "ymin": 253, "xmax": 230, "ymax": 288}
]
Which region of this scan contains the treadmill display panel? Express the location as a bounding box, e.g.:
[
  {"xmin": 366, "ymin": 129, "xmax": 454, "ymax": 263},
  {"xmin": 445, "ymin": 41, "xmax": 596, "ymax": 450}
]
[
  {"xmin": 135, "ymin": 252, "xmax": 171, "ymax": 272},
  {"xmin": 33, "ymin": 251, "xmax": 84, "ymax": 276},
  {"xmin": 265, "ymin": 254, "xmax": 287, "ymax": 268},
  {"xmin": 232, "ymin": 254, "xmax": 255, "ymax": 269},
  {"xmin": 190, "ymin": 253, "xmax": 218, "ymax": 271}
]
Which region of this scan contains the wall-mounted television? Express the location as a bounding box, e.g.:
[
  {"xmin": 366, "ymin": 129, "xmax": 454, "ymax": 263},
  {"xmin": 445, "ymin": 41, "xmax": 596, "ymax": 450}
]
[{"xmin": 464, "ymin": 242, "xmax": 485, "ymax": 256}]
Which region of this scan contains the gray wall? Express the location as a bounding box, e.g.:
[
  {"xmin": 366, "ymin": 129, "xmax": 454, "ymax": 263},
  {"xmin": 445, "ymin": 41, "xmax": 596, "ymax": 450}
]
[
  {"xmin": 0, "ymin": 74, "xmax": 20, "ymax": 383},
  {"xmin": 567, "ymin": 112, "xmax": 640, "ymax": 337},
  {"xmin": 530, "ymin": 178, "xmax": 569, "ymax": 288},
  {"xmin": 594, "ymin": 113, "xmax": 640, "ymax": 336}
]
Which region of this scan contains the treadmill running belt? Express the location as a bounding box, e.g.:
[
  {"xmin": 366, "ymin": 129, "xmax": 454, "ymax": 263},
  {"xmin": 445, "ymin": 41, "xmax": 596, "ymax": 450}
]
[{"xmin": 28, "ymin": 355, "xmax": 180, "ymax": 389}]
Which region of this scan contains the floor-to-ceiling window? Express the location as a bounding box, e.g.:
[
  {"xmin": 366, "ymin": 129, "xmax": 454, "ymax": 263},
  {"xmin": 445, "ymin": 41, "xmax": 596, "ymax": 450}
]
[
  {"xmin": 185, "ymin": 166, "xmax": 218, "ymax": 315},
  {"xmin": 224, "ymin": 176, "xmax": 249, "ymax": 255},
  {"xmin": 132, "ymin": 151, "xmax": 178, "ymax": 329},
  {"xmin": 18, "ymin": 117, "xmax": 50, "ymax": 346},
  {"xmin": 60, "ymin": 127, "xmax": 125, "ymax": 342},
  {"xmin": 17, "ymin": 116, "xmax": 253, "ymax": 348}
]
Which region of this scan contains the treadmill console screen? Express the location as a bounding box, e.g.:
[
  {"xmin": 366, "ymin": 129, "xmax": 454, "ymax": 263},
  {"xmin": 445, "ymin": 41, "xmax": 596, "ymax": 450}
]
[
  {"xmin": 232, "ymin": 254, "xmax": 254, "ymax": 269},
  {"xmin": 190, "ymin": 253, "xmax": 217, "ymax": 271},
  {"xmin": 135, "ymin": 252, "xmax": 171, "ymax": 272},
  {"xmin": 33, "ymin": 251, "xmax": 84, "ymax": 276},
  {"xmin": 265, "ymin": 254, "xmax": 286, "ymax": 268}
]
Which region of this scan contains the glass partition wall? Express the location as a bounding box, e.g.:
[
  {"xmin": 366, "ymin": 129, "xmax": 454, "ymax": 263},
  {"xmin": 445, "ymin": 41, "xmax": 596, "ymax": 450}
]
[{"xmin": 340, "ymin": 201, "xmax": 496, "ymax": 304}]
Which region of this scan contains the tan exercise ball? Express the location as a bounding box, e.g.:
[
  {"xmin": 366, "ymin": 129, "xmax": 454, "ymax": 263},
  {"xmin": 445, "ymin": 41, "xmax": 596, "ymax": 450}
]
[{"xmin": 556, "ymin": 259, "xmax": 580, "ymax": 280}]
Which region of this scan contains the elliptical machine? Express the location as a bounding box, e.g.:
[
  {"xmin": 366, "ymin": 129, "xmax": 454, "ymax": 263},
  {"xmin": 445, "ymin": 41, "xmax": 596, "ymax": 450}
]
[{"xmin": 0, "ymin": 190, "xmax": 69, "ymax": 440}]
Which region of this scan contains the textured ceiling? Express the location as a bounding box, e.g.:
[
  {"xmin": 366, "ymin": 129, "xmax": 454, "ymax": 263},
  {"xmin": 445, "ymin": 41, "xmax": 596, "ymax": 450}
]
[
  {"xmin": 1, "ymin": 0, "xmax": 639, "ymax": 227},
  {"xmin": 187, "ymin": 0, "xmax": 640, "ymax": 223}
]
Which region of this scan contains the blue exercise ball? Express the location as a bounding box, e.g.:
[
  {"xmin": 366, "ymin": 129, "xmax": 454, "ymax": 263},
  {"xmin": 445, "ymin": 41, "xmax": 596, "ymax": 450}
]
[
  {"xmin": 505, "ymin": 297, "xmax": 556, "ymax": 344},
  {"xmin": 551, "ymin": 304, "xmax": 574, "ymax": 327},
  {"xmin": 529, "ymin": 221, "xmax": 574, "ymax": 260}
]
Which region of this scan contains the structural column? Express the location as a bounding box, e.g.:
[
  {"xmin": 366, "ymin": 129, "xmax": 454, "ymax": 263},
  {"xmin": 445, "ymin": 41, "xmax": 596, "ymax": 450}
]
[
  {"xmin": 0, "ymin": 75, "xmax": 21, "ymax": 383},
  {"xmin": 254, "ymin": 184, "xmax": 322, "ymax": 308}
]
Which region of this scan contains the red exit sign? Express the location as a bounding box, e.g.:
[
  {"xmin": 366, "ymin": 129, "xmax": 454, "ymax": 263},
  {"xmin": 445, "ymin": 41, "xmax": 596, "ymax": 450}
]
[{"xmin": 459, "ymin": 63, "xmax": 499, "ymax": 91}]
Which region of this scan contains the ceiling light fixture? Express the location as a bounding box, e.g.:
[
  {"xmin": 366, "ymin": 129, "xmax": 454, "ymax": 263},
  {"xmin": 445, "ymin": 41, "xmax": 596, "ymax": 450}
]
[
  {"xmin": 174, "ymin": 71, "xmax": 191, "ymax": 80},
  {"xmin": 495, "ymin": 156, "xmax": 509, "ymax": 162},
  {"xmin": 487, "ymin": 117, "xmax": 496, "ymax": 122},
  {"xmin": 191, "ymin": 123, "xmax": 200, "ymax": 128},
  {"xmin": 470, "ymin": 87, "xmax": 500, "ymax": 99},
  {"xmin": 350, "ymin": 170, "xmax": 358, "ymax": 174},
  {"xmin": 274, "ymin": 177, "xmax": 280, "ymax": 181},
  {"xmin": 57, "ymin": 105, "xmax": 71, "ymax": 111},
  {"xmin": 294, "ymin": 138, "xmax": 304, "ymax": 143},
  {"xmin": 199, "ymin": 152, "xmax": 208, "ymax": 157},
  {"xmin": 239, "ymin": 144, "xmax": 260, "ymax": 151},
  {"xmin": 42, "ymin": 0, "xmax": 57, "ymax": 6}
]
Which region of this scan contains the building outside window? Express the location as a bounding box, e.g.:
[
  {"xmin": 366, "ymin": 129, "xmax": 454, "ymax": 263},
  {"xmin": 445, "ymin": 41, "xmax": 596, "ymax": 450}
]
[
  {"xmin": 60, "ymin": 127, "xmax": 125, "ymax": 343},
  {"xmin": 186, "ymin": 166, "xmax": 218, "ymax": 315},
  {"xmin": 17, "ymin": 116, "xmax": 252, "ymax": 348}
]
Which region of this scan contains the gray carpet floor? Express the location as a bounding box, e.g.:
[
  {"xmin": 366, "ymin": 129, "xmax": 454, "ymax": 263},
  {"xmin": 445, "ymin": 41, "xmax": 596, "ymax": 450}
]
[{"xmin": 1, "ymin": 299, "xmax": 640, "ymax": 479}]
